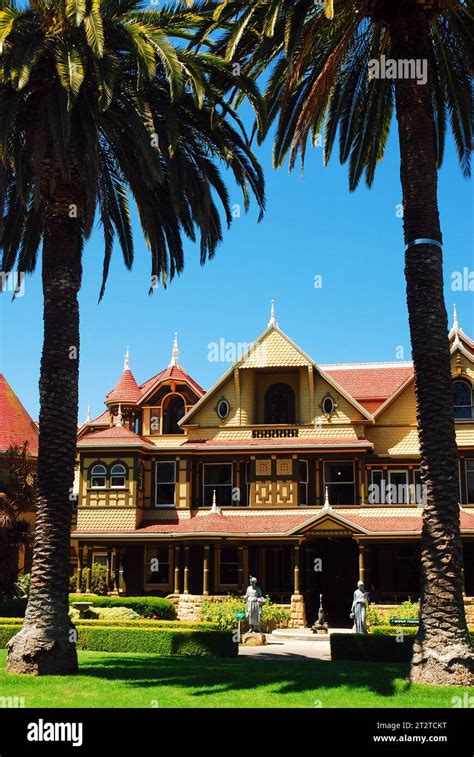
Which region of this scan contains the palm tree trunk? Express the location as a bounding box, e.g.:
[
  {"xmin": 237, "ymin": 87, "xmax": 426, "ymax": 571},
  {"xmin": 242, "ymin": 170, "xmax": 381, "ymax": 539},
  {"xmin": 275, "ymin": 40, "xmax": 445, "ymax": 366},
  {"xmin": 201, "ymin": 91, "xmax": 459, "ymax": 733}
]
[
  {"xmin": 7, "ymin": 189, "xmax": 81, "ymax": 675},
  {"xmin": 391, "ymin": 6, "xmax": 473, "ymax": 685}
]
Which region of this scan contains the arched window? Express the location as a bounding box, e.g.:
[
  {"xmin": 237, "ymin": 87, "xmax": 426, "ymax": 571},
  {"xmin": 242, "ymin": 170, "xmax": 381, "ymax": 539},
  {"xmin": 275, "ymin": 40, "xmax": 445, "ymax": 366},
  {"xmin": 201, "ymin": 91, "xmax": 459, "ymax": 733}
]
[
  {"xmin": 453, "ymin": 379, "xmax": 473, "ymax": 420},
  {"xmin": 264, "ymin": 383, "xmax": 296, "ymax": 424},
  {"xmin": 110, "ymin": 463, "xmax": 127, "ymax": 488},
  {"xmin": 90, "ymin": 464, "xmax": 107, "ymax": 488},
  {"xmin": 162, "ymin": 395, "xmax": 185, "ymax": 434}
]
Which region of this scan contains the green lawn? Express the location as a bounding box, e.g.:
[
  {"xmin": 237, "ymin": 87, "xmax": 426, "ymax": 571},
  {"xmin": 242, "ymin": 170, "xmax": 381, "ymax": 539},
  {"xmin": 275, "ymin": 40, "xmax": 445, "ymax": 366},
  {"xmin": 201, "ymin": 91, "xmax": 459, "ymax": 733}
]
[{"xmin": 0, "ymin": 650, "xmax": 466, "ymax": 708}]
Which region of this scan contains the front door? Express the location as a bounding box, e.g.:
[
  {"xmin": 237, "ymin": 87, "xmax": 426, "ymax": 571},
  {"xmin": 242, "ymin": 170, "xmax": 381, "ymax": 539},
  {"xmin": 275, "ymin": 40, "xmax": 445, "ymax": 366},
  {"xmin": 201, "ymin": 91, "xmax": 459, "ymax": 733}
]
[{"xmin": 303, "ymin": 538, "xmax": 358, "ymax": 627}]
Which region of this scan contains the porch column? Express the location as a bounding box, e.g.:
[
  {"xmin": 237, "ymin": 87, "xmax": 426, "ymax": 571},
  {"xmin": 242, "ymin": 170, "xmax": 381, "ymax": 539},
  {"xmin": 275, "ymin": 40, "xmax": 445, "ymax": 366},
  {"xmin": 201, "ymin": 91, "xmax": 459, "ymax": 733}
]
[
  {"xmin": 358, "ymin": 542, "xmax": 366, "ymax": 584},
  {"xmin": 114, "ymin": 547, "xmax": 121, "ymax": 593},
  {"xmin": 85, "ymin": 547, "xmax": 92, "ymax": 593},
  {"xmin": 293, "ymin": 544, "xmax": 301, "ymax": 595},
  {"xmin": 203, "ymin": 545, "xmax": 210, "ymax": 596},
  {"xmin": 77, "ymin": 545, "xmax": 83, "ymax": 593},
  {"xmin": 106, "ymin": 548, "xmax": 113, "ymax": 593},
  {"xmin": 183, "ymin": 545, "xmax": 190, "ymax": 594},
  {"xmin": 173, "ymin": 546, "xmax": 181, "ymax": 594}
]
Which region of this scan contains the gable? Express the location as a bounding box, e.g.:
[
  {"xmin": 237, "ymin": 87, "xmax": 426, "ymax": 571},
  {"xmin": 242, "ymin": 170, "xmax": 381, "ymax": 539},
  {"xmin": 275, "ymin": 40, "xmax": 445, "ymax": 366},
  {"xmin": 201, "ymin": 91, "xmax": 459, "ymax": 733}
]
[{"xmin": 181, "ymin": 324, "xmax": 373, "ymax": 427}]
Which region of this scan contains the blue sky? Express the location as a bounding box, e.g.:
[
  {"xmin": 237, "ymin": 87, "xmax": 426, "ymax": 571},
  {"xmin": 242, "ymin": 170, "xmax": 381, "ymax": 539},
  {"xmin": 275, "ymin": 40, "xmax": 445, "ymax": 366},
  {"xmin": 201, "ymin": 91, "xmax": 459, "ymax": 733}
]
[{"xmin": 0, "ymin": 116, "xmax": 472, "ymax": 422}]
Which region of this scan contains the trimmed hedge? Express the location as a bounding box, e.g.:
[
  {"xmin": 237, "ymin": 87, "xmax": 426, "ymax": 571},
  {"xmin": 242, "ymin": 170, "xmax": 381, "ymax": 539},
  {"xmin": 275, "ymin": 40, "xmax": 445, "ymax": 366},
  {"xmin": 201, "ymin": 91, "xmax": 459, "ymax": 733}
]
[
  {"xmin": 0, "ymin": 623, "xmax": 235, "ymax": 657},
  {"xmin": 330, "ymin": 632, "xmax": 414, "ymax": 662},
  {"xmin": 0, "ymin": 599, "xmax": 27, "ymax": 617},
  {"xmin": 332, "ymin": 630, "xmax": 474, "ymax": 662},
  {"xmin": 0, "ymin": 618, "xmax": 218, "ymax": 630},
  {"xmin": 371, "ymin": 625, "xmax": 474, "ymax": 644},
  {"xmin": 73, "ymin": 626, "xmax": 236, "ymax": 656},
  {"xmin": 371, "ymin": 625, "xmax": 417, "ymax": 637},
  {"xmin": 0, "ymin": 626, "xmax": 22, "ymax": 648},
  {"xmin": 68, "ymin": 595, "xmax": 175, "ymax": 619}
]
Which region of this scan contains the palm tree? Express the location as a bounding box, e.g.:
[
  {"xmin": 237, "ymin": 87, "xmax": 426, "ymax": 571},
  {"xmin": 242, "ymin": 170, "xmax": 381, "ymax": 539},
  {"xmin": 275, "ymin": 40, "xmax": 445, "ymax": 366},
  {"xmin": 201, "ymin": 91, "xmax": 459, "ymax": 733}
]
[
  {"xmin": 199, "ymin": 0, "xmax": 474, "ymax": 685},
  {"xmin": 0, "ymin": 443, "xmax": 35, "ymax": 601},
  {"xmin": 0, "ymin": 0, "xmax": 264, "ymax": 675}
]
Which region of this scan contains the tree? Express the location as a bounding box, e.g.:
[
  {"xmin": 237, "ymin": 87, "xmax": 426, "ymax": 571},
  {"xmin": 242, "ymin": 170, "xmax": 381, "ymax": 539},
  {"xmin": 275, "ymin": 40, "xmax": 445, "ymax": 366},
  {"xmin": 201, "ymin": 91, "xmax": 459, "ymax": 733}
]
[
  {"xmin": 200, "ymin": 0, "xmax": 474, "ymax": 684},
  {"xmin": 0, "ymin": 0, "xmax": 264, "ymax": 675},
  {"xmin": 0, "ymin": 443, "xmax": 35, "ymax": 601}
]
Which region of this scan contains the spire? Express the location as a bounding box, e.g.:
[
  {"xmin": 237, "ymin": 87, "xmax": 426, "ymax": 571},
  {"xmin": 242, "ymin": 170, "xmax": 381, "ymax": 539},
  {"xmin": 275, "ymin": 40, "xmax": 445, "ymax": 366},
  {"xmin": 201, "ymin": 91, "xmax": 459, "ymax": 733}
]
[
  {"xmin": 124, "ymin": 346, "xmax": 130, "ymax": 371},
  {"xmin": 169, "ymin": 332, "xmax": 179, "ymax": 368},
  {"xmin": 453, "ymin": 304, "xmax": 459, "ymax": 333},
  {"xmin": 323, "ymin": 486, "xmax": 331, "ymax": 510},
  {"xmin": 86, "ymin": 402, "xmax": 91, "ymax": 423},
  {"xmin": 210, "ymin": 488, "xmax": 221, "ymax": 514},
  {"xmin": 268, "ymin": 299, "xmax": 278, "ymax": 327}
]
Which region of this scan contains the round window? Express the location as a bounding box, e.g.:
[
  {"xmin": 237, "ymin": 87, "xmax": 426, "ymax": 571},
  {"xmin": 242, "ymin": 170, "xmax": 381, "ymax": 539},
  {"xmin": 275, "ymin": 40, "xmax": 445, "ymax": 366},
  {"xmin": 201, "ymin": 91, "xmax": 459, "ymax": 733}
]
[
  {"xmin": 217, "ymin": 399, "xmax": 230, "ymax": 420},
  {"xmin": 322, "ymin": 396, "xmax": 335, "ymax": 416}
]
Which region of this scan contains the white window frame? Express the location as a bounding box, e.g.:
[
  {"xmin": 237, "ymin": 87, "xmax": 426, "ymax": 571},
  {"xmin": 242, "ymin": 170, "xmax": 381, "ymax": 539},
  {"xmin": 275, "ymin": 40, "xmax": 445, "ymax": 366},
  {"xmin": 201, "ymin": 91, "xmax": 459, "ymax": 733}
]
[
  {"xmin": 90, "ymin": 463, "xmax": 107, "ymax": 489},
  {"xmin": 299, "ymin": 459, "xmax": 309, "ymax": 506},
  {"xmin": 110, "ymin": 463, "xmax": 127, "ymax": 489},
  {"xmin": 453, "ymin": 379, "xmax": 473, "ymax": 421},
  {"xmin": 466, "ymin": 460, "xmax": 474, "ymax": 504},
  {"xmin": 154, "ymin": 461, "xmax": 177, "ymax": 508},
  {"xmin": 144, "ymin": 545, "xmax": 171, "ymax": 588},
  {"xmin": 202, "ymin": 463, "xmax": 233, "ymax": 507},
  {"xmin": 323, "ymin": 460, "xmax": 356, "ymax": 504},
  {"xmin": 387, "ymin": 469, "xmax": 409, "ymax": 504},
  {"xmin": 92, "ymin": 552, "xmax": 108, "ymax": 567},
  {"xmin": 370, "ymin": 469, "xmax": 409, "ymax": 504}
]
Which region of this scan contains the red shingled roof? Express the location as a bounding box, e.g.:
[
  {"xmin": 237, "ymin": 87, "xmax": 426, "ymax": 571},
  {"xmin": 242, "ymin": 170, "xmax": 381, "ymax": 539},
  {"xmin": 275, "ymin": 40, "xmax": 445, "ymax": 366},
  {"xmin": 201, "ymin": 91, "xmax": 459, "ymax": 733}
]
[
  {"xmin": 138, "ymin": 365, "xmax": 205, "ymax": 401},
  {"xmin": 106, "ymin": 369, "xmax": 141, "ymax": 404},
  {"xmin": 72, "ymin": 508, "xmax": 474, "ymax": 536},
  {"xmin": 77, "ymin": 425, "xmax": 153, "ymax": 448},
  {"xmin": 324, "ymin": 365, "xmax": 413, "ymax": 411},
  {"xmin": 181, "ymin": 437, "xmax": 372, "ymax": 450},
  {"xmin": 0, "ymin": 374, "xmax": 38, "ymax": 455}
]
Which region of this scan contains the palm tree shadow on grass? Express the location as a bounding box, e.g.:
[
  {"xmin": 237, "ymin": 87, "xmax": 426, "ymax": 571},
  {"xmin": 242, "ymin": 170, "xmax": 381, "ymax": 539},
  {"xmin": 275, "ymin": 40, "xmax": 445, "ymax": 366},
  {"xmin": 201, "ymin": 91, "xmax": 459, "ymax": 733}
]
[{"xmin": 79, "ymin": 656, "xmax": 409, "ymax": 699}]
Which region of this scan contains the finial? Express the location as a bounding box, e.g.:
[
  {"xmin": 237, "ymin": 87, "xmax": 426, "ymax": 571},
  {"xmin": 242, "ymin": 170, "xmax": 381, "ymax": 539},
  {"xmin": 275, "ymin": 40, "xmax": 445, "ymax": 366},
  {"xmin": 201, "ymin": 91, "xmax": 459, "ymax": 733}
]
[
  {"xmin": 116, "ymin": 403, "xmax": 123, "ymax": 427},
  {"xmin": 323, "ymin": 486, "xmax": 331, "ymax": 510},
  {"xmin": 169, "ymin": 332, "xmax": 179, "ymax": 368},
  {"xmin": 210, "ymin": 489, "xmax": 221, "ymax": 514},
  {"xmin": 453, "ymin": 304, "xmax": 459, "ymax": 332},
  {"xmin": 86, "ymin": 402, "xmax": 91, "ymax": 423},
  {"xmin": 268, "ymin": 299, "xmax": 278, "ymax": 327},
  {"xmin": 124, "ymin": 346, "xmax": 130, "ymax": 371}
]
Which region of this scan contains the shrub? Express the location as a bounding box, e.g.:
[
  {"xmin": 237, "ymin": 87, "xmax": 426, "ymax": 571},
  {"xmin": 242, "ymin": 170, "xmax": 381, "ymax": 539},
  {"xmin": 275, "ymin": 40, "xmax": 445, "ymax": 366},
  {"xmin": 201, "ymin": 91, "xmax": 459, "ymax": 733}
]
[
  {"xmin": 68, "ymin": 594, "xmax": 175, "ymax": 619},
  {"xmin": 15, "ymin": 573, "xmax": 31, "ymax": 597},
  {"xmin": 69, "ymin": 565, "xmax": 109, "ymax": 595},
  {"xmin": 200, "ymin": 595, "xmax": 290, "ymax": 633},
  {"xmin": 367, "ymin": 600, "xmax": 420, "ymax": 627},
  {"xmin": 69, "ymin": 606, "xmax": 141, "ymax": 622},
  {"xmin": 330, "ymin": 632, "xmax": 414, "ymax": 662},
  {"xmin": 74, "ymin": 626, "xmax": 236, "ymax": 656},
  {"xmin": 0, "ymin": 598, "xmax": 27, "ymax": 617},
  {"xmin": 371, "ymin": 625, "xmax": 417, "ymax": 637},
  {"xmin": 0, "ymin": 623, "xmax": 234, "ymax": 656},
  {"xmin": 0, "ymin": 625, "xmax": 20, "ymax": 648}
]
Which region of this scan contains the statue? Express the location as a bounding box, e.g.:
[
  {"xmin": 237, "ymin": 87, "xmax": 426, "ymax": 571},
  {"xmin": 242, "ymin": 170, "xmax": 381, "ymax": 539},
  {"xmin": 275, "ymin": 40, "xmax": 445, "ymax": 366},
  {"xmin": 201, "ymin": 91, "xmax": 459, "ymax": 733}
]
[
  {"xmin": 312, "ymin": 593, "xmax": 328, "ymax": 634},
  {"xmin": 350, "ymin": 580, "xmax": 369, "ymax": 634},
  {"xmin": 245, "ymin": 576, "xmax": 266, "ymax": 633}
]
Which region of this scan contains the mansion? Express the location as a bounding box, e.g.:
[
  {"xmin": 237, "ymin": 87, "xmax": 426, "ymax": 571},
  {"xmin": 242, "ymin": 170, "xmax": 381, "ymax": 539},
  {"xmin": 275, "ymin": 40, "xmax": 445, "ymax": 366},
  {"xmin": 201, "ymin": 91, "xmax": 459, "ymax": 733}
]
[{"xmin": 72, "ymin": 306, "xmax": 474, "ymax": 626}]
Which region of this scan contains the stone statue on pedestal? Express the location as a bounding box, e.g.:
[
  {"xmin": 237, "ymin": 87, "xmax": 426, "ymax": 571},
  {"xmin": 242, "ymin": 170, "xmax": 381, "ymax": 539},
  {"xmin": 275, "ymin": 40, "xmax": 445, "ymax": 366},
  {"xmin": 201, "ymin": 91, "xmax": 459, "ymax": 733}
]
[
  {"xmin": 350, "ymin": 580, "xmax": 369, "ymax": 634},
  {"xmin": 245, "ymin": 576, "xmax": 266, "ymax": 633}
]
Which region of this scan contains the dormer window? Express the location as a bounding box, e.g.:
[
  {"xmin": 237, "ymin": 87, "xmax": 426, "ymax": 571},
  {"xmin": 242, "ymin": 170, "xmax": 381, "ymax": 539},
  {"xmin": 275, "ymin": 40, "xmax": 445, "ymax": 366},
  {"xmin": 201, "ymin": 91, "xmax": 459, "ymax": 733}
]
[
  {"xmin": 90, "ymin": 464, "xmax": 107, "ymax": 488},
  {"xmin": 163, "ymin": 394, "xmax": 185, "ymax": 434},
  {"xmin": 264, "ymin": 383, "xmax": 295, "ymax": 424},
  {"xmin": 453, "ymin": 379, "xmax": 473, "ymax": 420}
]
